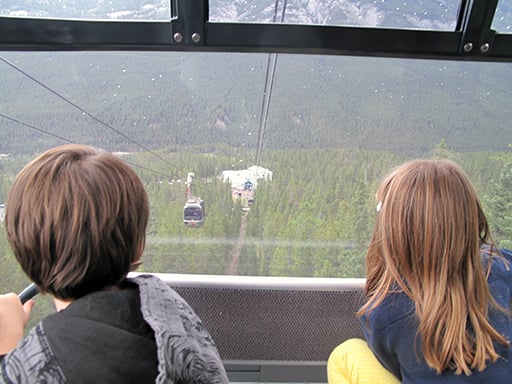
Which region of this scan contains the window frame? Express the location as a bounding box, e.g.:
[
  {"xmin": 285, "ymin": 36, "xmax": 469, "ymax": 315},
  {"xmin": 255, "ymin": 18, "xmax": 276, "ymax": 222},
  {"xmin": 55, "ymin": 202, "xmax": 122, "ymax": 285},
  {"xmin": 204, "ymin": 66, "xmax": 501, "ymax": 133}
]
[{"xmin": 0, "ymin": 0, "xmax": 511, "ymax": 61}]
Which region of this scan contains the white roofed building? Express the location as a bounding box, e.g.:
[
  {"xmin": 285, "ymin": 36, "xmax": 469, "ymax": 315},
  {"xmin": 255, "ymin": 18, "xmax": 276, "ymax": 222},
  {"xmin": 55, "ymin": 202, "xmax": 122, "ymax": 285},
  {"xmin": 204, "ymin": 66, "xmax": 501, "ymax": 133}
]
[{"xmin": 221, "ymin": 165, "xmax": 273, "ymax": 190}]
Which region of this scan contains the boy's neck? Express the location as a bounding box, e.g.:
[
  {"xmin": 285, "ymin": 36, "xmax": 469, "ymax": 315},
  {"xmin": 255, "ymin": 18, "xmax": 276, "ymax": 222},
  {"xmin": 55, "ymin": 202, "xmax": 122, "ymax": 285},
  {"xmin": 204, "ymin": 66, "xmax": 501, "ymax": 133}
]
[
  {"xmin": 52, "ymin": 284, "xmax": 122, "ymax": 311},
  {"xmin": 53, "ymin": 297, "xmax": 73, "ymax": 311}
]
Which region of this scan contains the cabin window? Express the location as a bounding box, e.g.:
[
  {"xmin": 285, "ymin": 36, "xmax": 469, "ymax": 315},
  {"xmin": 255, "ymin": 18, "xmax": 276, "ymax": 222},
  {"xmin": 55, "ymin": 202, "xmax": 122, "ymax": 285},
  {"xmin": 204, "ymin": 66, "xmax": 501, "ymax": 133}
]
[{"xmin": 2, "ymin": 50, "xmax": 511, "ymax": 280}]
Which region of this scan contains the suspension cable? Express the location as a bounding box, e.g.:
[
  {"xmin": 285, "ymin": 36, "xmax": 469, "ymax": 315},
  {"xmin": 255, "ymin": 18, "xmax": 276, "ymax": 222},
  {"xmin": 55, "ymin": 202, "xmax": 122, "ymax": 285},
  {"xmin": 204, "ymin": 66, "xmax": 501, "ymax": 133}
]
[
  {"xmin": 0, "ymin": 112, "xmax": 73, "ymax": 143},
  {"xmin": 0, "ymin": 112, "xmax": 169, "ymax": 177},
  {"xmin": 0, "ymin": 55, "xmax": 179, "ymax": 171},
  {"xmin": 254, "ymin": 0, "xmax": 287, "ymax": 173}
]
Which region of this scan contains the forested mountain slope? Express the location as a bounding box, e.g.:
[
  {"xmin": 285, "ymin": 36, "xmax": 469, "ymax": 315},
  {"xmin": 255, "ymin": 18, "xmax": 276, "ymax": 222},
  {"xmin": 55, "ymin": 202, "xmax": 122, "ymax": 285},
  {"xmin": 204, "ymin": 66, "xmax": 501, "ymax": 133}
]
[{"xmin": 1, "ymin": 51, "xmax": 511, "ymax": 156}]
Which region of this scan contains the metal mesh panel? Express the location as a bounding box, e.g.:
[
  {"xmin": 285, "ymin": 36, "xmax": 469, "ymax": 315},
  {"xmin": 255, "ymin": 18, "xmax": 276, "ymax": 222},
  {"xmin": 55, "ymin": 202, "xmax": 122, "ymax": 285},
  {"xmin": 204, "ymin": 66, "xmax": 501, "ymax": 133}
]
[{"xmin": 172, "ymin": 286, "xmax": 366, "ymax": 362}]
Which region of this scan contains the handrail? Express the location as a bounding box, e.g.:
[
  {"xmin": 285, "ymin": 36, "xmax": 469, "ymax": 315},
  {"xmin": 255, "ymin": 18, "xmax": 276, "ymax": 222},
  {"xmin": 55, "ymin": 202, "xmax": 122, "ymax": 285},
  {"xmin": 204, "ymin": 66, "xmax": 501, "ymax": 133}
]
[{"xmin": 129, "ymin": 272, "xmax": 366, "ymax": 291}]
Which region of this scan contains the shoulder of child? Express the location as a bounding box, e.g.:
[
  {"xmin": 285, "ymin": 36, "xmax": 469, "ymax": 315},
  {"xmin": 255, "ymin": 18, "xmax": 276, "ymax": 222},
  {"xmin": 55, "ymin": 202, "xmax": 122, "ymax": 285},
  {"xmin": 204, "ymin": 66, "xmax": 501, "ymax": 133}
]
[{"xmin": 0, "ymin": 323, "xmax": 66, "ymax": 383}]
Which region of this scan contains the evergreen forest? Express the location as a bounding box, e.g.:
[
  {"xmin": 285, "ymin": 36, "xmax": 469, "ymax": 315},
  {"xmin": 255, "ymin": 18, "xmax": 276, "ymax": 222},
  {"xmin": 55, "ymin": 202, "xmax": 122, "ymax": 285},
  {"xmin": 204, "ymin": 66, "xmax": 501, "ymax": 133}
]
[{"xmin": 2, "ymin": 145, "xmax": 512, "ymax": 282}]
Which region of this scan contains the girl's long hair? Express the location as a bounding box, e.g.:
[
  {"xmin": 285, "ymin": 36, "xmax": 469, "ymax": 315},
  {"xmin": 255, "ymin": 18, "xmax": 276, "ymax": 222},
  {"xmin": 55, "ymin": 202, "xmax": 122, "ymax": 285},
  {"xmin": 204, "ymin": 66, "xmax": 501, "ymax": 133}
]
[{"xmin": 358, "ymin": 159, "xmax": 509, "ymax": 375}]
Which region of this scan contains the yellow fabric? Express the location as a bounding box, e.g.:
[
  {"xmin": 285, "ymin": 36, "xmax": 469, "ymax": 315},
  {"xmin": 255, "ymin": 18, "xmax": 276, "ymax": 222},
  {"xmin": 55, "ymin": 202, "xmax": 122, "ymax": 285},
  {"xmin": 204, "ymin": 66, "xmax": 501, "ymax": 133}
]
[{"xmin": 327, "ymin": 338, "xmax": 400, "ymax": 384}]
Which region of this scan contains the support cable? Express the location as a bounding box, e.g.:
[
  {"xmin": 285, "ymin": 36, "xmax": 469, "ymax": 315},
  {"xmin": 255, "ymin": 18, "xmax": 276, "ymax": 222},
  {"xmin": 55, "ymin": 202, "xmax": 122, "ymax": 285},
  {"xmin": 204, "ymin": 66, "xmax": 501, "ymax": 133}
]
[
  {"xmin": 254, "ymin": 0, "xmax": 287, "ymax": 174},
  {"xmin": 0, "ymin": 55, "xmax": 180, "ymax": 171},
  {"xmin": 0, "ymin": 112, "xmax": 168, "ymax": 177},
  {"xmin": 0, "ymin": 112, "xmax": 73, "ymax": 143}
]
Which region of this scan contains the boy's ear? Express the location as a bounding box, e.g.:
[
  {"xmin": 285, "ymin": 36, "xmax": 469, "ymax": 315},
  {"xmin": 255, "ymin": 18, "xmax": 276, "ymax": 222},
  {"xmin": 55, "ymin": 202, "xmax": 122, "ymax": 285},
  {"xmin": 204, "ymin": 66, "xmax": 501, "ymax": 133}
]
[
  {"xmin": 130, "ymin": 241, "xmax": 145, "ymax": 271},
  {"xmin": 138, "ymin": 240, "xmax": 146, "ymax": 259},
  {"xmin": 130, "ymin": 258, "xmax": 142, "ymax": 271}
]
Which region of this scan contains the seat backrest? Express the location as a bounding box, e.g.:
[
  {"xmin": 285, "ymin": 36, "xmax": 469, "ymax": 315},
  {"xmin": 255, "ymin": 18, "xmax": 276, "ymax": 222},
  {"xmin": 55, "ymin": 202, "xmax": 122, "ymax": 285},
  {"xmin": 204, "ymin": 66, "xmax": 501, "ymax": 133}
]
[{"xmin": 133, "ymin": 273, "xmax": 366, "ymax": 382}]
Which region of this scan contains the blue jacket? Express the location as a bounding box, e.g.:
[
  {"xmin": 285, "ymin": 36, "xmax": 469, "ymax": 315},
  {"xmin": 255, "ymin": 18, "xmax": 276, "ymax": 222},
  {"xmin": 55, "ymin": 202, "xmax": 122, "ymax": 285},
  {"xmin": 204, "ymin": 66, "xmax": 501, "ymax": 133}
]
[{"xmin": 360, "ymin": 248, "xmax": 512, "ymax": 383}]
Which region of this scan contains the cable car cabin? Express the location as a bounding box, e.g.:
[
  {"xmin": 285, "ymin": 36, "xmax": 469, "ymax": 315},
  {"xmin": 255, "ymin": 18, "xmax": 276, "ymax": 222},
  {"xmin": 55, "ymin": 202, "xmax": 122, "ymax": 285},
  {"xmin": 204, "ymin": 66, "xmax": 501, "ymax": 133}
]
[
  {"xmin": 183, "ymin": 198, "xmax": 205, "ymax": 228},
  {"xmin": 2, "ymin": 0, "xmax": 512, "ymax": 383}
]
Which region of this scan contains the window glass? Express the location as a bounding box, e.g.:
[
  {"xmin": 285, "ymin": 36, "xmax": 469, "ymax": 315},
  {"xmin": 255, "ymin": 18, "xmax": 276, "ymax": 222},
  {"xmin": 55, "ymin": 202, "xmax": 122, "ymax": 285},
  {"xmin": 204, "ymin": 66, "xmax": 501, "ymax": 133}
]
[
  {"xmin": 0, "ymin": 1, "xmax": 461, "ymax": 29},
  {"xmin": 1, "ymin": 51, "xmax": 511, "ymax": 282},
  {"xmin": 3, "ymin": 1, "xmax": 511, "ymax": 32},
  {"xmin": 209, "ymin": 0, "xmax": 459, "ymax": 30},
  {"xmin": 0, "ymin": 1, "xmax": 170, "ymax": 20},
  {"xmin": 492, "ymin": 0, "xmax": 512, "ymax": 33}
]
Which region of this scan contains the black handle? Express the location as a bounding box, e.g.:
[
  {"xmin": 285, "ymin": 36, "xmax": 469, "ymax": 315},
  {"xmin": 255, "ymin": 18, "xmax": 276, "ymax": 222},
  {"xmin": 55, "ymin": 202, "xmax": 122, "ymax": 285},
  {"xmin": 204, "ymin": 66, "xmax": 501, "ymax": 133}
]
[{"xmin": 18, "ymin": 283, "xmax": 38, "ymax": 304}]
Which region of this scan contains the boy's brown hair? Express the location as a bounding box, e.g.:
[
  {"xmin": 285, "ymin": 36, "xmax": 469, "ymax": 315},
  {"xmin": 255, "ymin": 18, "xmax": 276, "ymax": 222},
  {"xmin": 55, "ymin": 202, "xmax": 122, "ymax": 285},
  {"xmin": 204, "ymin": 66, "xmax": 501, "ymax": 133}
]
[{"xmin": 5, "ymin": 144, "xmax": 149, "ymax": 300}]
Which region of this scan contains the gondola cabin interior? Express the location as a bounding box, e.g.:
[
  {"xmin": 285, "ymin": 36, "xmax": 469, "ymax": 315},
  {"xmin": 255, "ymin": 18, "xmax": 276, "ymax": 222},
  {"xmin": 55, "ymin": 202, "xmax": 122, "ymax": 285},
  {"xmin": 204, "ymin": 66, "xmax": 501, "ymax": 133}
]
[{"xmin": 1, "ymin": 0, "xmax": 512, "ymax": 382}]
